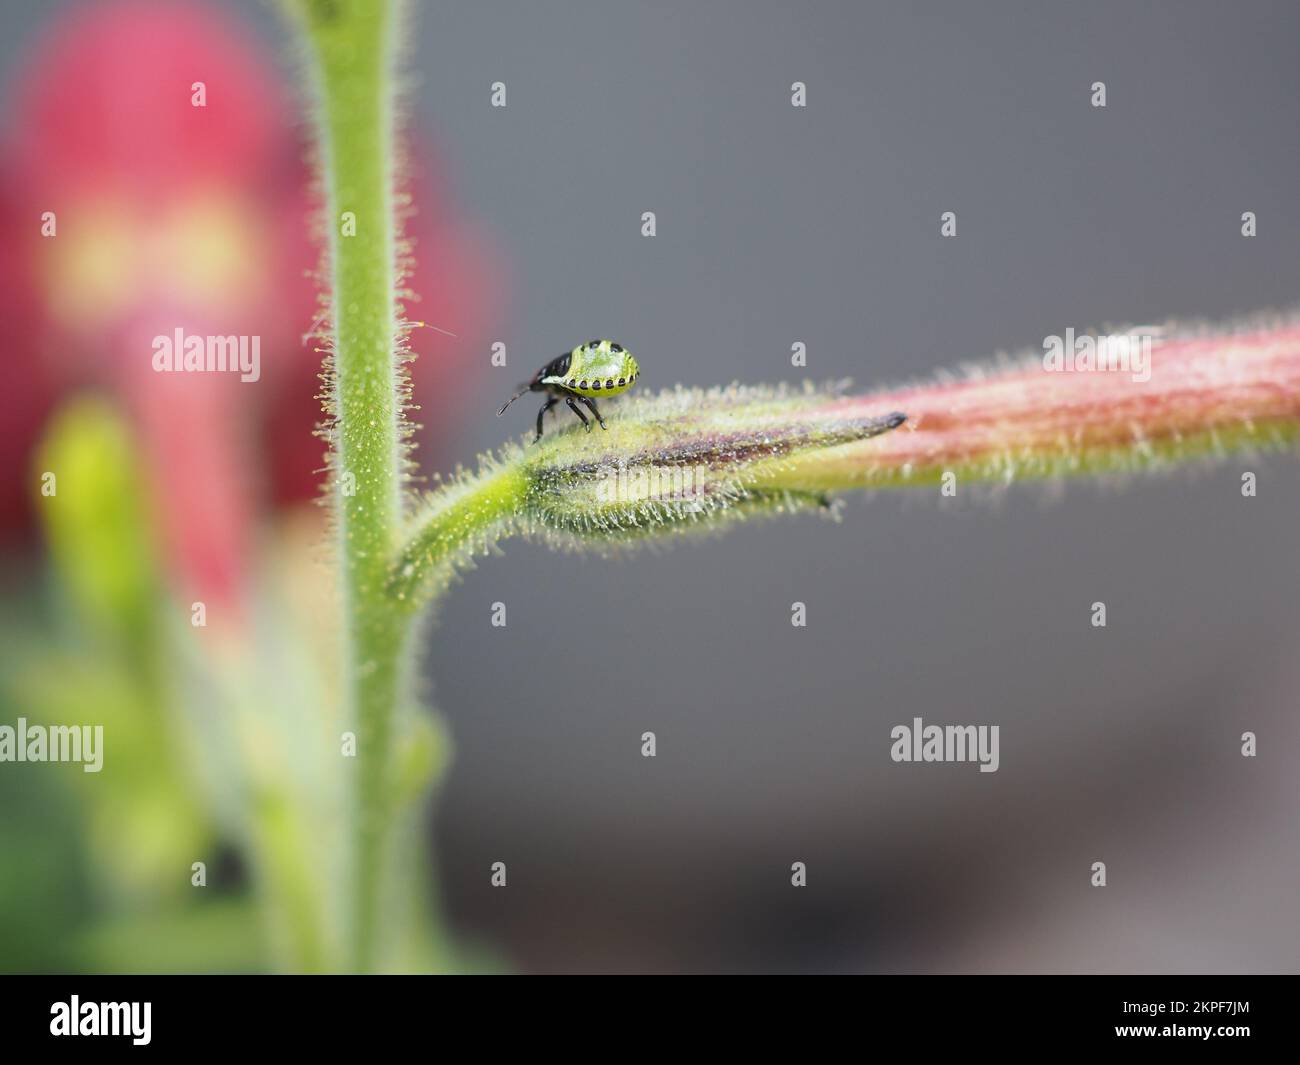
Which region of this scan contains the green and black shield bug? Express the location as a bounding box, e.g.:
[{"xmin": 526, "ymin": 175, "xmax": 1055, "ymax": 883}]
[{"xmin": 497, "ymin": 339, "xmax": 641, "ymax": 440}]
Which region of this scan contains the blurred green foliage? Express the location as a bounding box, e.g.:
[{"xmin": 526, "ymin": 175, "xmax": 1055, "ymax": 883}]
[
  {"xmin": 1, "ymin": 395, "xmax": 454, "ymax": 972},
  {"xmin": 1, "ymin": 397, "xmax": 255, "ymax": 970}
]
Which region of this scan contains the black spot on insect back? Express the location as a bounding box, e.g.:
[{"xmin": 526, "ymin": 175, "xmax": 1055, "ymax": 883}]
[
  {"xmin": 587, "ymin": 339, "xmax": 602, "ymax": 350},
  {"xmin": 541, "ymin": 351, "xmax": 572, "ymax": 380},
  {"xmin": 610, "ymin": 343, "xmax": 623, "ymax": 353},
  {"xmin": 593, "ymin": 380, "xmax": 602, "ymax": 389}
]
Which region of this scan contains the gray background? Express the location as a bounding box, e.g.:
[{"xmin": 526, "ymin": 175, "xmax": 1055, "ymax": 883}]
[{"xmin": 7, "ymin": 0, "xmax": 1299, "ymax": 972}]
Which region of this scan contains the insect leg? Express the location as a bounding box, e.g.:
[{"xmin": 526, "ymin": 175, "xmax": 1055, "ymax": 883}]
[
  {"xmin": 565, "ymin": 395, "xmax": 592, "ymax": 431},
  {"xmin": 580, "ymin": 396, "xmax": 608, "ymax": 430},
  {"xmin": 535, "ymin": 395, "xmax": 558, "ymax": 440}
]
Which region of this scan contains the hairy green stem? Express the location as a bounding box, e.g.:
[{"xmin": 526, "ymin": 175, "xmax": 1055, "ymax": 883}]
[
  {"xmin": 286, "ymin": 0, "xmax": 410, "ymax": 972},
  {"xmin": 392, "ymin": 467, "xmax": 528, "ymax": 612}
]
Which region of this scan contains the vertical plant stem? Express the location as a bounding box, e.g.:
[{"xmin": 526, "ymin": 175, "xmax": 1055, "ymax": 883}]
[{"xmin": 288, "ymin": 0, "xmax": 409, "ymax": 972}]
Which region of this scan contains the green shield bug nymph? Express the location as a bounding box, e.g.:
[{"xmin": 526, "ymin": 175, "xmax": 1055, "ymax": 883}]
[{"xmin": 497, "ymin": 339, "xmax": 641, "ymax": 440}]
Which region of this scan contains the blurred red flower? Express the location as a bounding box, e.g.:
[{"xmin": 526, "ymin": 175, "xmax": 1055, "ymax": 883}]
[{"xmin": 0, "ymin": 0, "xmax": 497, "ymax": 615}]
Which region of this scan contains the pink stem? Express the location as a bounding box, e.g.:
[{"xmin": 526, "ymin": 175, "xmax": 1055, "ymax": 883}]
[{"xmin": 823, "ymin": 319, "xmax": 1300, "ymax": 484}]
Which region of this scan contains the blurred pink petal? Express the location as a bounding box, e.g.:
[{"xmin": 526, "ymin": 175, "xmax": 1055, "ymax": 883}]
[{"xmin": 0, "ymin": 0, "xmax": 499, "ymax": 617}]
